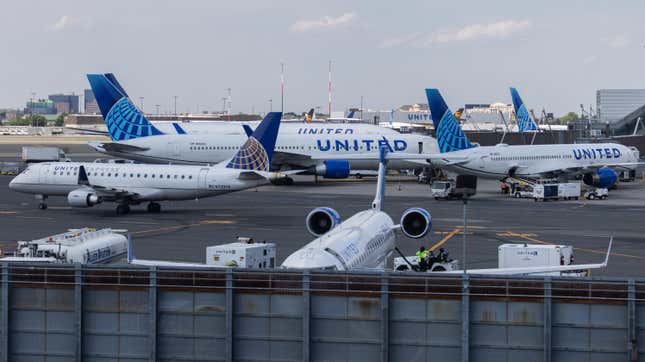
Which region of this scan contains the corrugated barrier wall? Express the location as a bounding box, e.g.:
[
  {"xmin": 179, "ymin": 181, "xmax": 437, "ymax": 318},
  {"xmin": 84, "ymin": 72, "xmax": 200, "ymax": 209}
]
[{"xmin": 0, "ymin": 264, "xmax": 643, "ymax": 362}]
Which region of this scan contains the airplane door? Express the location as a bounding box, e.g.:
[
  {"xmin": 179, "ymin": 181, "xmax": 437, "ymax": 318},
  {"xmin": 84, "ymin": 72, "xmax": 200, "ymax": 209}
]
[
  {"xmin": 479, "ymin": 155, "xmax": 489, "ymax": 169},
  {"xmin": 169, "ymin": 142, "xmax": 180, "ymax": 157},
  {"xmin": 39, "ymin": 164, "xmax": 51, "ymax": 184},
  {"xmin": 198, "ymin": 168, "xmax": 209, "ymax": 189},
  {"xmin": 418, "ymin": 142, "xmax": 423, "ymax": 154}
]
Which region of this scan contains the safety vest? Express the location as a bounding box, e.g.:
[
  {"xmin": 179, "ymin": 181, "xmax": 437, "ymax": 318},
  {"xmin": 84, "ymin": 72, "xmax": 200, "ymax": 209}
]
[{"xmin": 416, "ymin": 250, "xmax": 428, "ymax": 260}]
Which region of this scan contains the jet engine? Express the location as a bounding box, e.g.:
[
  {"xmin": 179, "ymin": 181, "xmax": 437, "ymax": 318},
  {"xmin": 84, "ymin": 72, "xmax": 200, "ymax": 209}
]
[
  {"xmin": 314, "ymin": 160, "xmax": 350, "ymax": 179},
  {"xmin": 67, "ymin": 189, "xmax": 102, "ymax": 207},
  {"xmin": 400, "ymin": 207, "xmax": 431, "ymax": 239},
  {"xmin": 306, "ymin": 207, "xmax": 341, "ymax": 236},
  {"xmin": 582, "ymin": 168, "xmax": 617, "ymax": 188}
]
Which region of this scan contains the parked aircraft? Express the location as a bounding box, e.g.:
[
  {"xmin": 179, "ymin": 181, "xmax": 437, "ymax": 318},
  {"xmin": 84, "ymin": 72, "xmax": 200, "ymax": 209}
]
[
  {"xmin": 9, "ymin": 112, "xmax": 283, "ymax": 214},
  {"xmin": 425, "ymin": 88, "xmax": 640, "ymax": 187},
  {"xmin": 281, "ymin": 147, "xmax": 432, "ymax": 270},
  {"xmin": 86, "ymin": 74, "xmax": 437, "ymax": 181}
]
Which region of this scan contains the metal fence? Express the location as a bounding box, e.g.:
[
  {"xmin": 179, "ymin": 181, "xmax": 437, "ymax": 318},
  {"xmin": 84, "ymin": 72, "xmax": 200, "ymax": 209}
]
[{"xmin": 0, "ymin": 264, "xmax": 643, "ymax": 362}]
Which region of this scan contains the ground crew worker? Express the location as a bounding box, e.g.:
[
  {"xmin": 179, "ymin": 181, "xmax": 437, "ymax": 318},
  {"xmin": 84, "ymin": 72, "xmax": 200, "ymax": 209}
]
[
  {"xmin": 438, "ymin": 248, "xmax": 449, "ymax": 262},
  {"xmin": 416, "ymin": 246, "xmax": 429, "ymax": 271}
]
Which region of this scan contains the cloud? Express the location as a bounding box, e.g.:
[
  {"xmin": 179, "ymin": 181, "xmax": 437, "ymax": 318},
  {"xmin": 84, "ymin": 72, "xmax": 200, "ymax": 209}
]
[
  {"xmin": 290, "ymin": 12, "xmax": 356, "ymax": 33},
  {"xmin": 429, "ymin": 20, "xmax": 532, "ymax": 44},
  {"xmin": 379, "ymin": 19, "xmax": 531, "ymax": 48},
  {"xmin": 51, "ymin": 15, "xmax": 90, "ymax": 31},
  {"xmin": 52, "ymin": 15, "xmax": 74, "ymax": 31},
  {"xmin": 601, "ymin": 34, "xmax": 630, "ymax": 48},
  {"xmin": 582, "ymin": 55, "xmax": 597, "ymax": 65},
  {"xmin": 379, "ymin": 32, "xmax": 423, "ymax": 48}
]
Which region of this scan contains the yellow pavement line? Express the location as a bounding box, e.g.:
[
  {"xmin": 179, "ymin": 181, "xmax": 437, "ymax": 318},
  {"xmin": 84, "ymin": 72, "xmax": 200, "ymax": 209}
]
[
  {"xmin": 0, "ymin": 211, "xmax": 18, "ymax": 215},
  {"xmin": 428, "ymin": 227, "xmax": 460, "ymax": 252},
  {"xmin": 501, "ymin": 231, "xmax": 645, "ymax": 260},
  {"xmin": 131, "ymin": 219, "xmax": 236, "ymax": 235}
]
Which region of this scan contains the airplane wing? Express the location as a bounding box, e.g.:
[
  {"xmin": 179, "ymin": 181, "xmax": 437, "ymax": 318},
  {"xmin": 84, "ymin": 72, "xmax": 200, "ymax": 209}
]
[
  {"xmin": 440, "ymin": 237, "xmax": 613, "ymax": 276},
  {"xmin": 87, "ymin": 140, "xmax": 150, "ymax": 153}
]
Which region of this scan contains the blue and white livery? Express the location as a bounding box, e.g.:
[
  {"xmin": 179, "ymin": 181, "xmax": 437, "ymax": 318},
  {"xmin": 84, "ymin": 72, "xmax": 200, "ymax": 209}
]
[
  {"xmin": 86, "ymin": 74, "xmax": 439, "ymax": 180},
  {"xmin": 9, "ymin": 102, "xmax": 284, "ymax": 214},
  {"xmin": 424, "ymin": 88, "xmax": 640, "ymax": 187},
  {"xmin": 510, "ymin": 87, "xmax": 538, "ymax": 132}
]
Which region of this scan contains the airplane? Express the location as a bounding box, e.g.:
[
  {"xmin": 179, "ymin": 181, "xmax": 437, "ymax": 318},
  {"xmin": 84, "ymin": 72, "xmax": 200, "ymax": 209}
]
[
  {"xmin": 281, "ymin": 147, "xmax": 432, "ymax": 270},
  {"xmin": 510, "ymin": 87, "xmax": 539, "ymax": 133},
  {"xmin": 9, "ymin": 111, "xmax": 283, "ymax": 214},
  {"xmin": 425, "ymin": 88, "xmax": 641, "ymax": 188},
  {"xmin": 85, "ymin": 74, "xmax": 437, "ymax": 181}
]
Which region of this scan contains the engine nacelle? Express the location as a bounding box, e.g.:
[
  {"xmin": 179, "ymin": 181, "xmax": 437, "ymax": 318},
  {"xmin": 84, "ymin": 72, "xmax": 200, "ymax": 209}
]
[
  {"xmin": 314, "ymin": 160, "xmax": 350, "ymax": 179},
  {"xmin": 400, "ymin": 207, "xmax": 431, "ymax": 239},
  {"xmin": 306, "ymin": 207, "xmax": 341, "ymax": 237},
  {"xmin": 582, "ymin": 168, "xmax": 617, "ymax": 188},
  {"xmin": 67, "ymin": 189, "xmax": 102, "ymax": 208}
]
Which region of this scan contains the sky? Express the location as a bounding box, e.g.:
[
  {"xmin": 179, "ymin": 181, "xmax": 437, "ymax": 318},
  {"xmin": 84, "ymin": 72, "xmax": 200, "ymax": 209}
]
[{"xmin": 1, "ymin": 0, "xmax": 644, "ymax": 117}]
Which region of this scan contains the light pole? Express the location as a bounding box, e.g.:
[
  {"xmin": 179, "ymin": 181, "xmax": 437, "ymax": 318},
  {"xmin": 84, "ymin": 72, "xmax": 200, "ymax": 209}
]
[
  {"xmin": 155, "ymin": 104, "xmax": 160, "ymax": 115},
  {"xmin": 268, "ymin": 99, "xmax": 273, "ymax": 112},
  {"xmin": 139, "ymin": 97, "xmax": 144, "ymax": 112},
  {"xmin": 173, "ymin": 96, "xmax": 178, "ymax": 116}
]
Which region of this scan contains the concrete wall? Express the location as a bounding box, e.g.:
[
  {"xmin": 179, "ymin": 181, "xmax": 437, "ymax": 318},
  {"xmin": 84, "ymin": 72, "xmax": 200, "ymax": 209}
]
[{"xmin": 0, "ymin": 265, "xmax": 642, "ymax": 362}]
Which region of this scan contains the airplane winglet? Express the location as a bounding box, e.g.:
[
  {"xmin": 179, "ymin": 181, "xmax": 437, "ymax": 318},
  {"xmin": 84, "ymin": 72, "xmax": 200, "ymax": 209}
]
[
  {"xmin": 172, "ymin": 123, "xmax": 187, "ymax": 135},
  {"xmin": 603, "ymin": 236, "xmax": 613, "ymax": 266},
  {"xmin": 372, "ymin": 146, "xmax": 388, "ymax": 211}
]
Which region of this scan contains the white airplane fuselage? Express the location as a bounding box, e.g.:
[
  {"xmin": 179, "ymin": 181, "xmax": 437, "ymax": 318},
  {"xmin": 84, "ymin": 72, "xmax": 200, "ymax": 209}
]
[
  {"xmin": 435, "ymin": 143, "xmax": 638, "ymax": 178},
  {"xmin": 9, "ymin": 162, "xmax": 264, "ymax": 202},
  {"xmin": 281, "ymin": 209, "xmax": 396, "ymax": 271},
  {"xmin": 92, "ymin": 123, "xmax": 438, "ymax": 171}
]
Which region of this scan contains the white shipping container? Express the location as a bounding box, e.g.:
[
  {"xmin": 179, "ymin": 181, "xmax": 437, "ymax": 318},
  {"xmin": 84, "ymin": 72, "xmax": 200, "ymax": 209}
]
[
  {"xmin": 498, "ymin": 244, "xmax": 573, "ymax": 269},
  {"xmin": 206, "ymin": 239, "xmax": 276, "ymax": 268}
]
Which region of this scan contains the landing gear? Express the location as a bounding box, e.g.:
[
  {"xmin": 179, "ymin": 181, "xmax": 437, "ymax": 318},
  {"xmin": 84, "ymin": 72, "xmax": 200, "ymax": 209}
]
[
  {"xmin": 284, "ymin": 177, "xmax": 294, "ymax": 185},
  {"xmin": 116, "ymin": 204, "xmax": 131, "ymax": 215},
  {"xmin": 147, "ymin": 202, "xmax": 161, "ymax": 213},
  {"xmin": 35, "ymin": 194, "xmax": 47, "ymax": 210}
]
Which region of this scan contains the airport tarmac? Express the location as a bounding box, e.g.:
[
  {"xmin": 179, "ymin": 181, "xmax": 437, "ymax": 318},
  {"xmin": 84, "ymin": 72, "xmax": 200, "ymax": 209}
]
[{"xmin": 0, "ymin": 174, "xmax": 644, "ymax": 277}]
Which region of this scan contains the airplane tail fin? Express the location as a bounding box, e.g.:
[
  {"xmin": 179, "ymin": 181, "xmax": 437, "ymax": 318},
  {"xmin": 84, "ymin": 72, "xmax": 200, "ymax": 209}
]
[
  {"xmin": 86, "ymin": 74, "xmax": 163, "ymax": 141},
  {"xmin": 305, "ymin": 108, "xmax": 314, "ymax": 122},
  {"xmin": 126, "ymin": 233, "xmax": 134, "ymax": 263},
  {"xmin": 78, "ymin": 165, "xmax": 90, "ymax": 186},
  {"xmin": 510, "ymin": 87, "xmax": 538, "ymax": 132},
  {"xmin": 346, "ymin": 110, "xmax": 356, "ymax": 119},
  {"xmin": 425, "ymin": 88, "xmax": 474, "ymax": 153},
  {"xmin": 226, "ymin": 112, "xmax": 282, "ymax": 171}
]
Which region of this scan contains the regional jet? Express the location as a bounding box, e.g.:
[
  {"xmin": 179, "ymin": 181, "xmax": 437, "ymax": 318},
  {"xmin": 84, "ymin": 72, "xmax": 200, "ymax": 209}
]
[
  {"xmin": 9, "ymin": 111, "xmax": 283, "ymax": 214},
  {"xmin": 281, "ymin": 147, "xmax": 433, "ymax": 271}
]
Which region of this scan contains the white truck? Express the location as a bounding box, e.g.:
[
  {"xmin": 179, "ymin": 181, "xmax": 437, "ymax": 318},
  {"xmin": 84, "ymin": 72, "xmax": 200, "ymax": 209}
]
[
  {"xmin": 533, "ymin": 182, "xmax": 580, "ymax": 201},
  {"xmin": 21, "ymin": 146, "xmax": 68, "ymax": 163},
  {"xmin": 205, "ymin": 237, "xmax": 276, "ymax": 268},
  {"xmin": 498, "ymin": 243, "xmax": 586, "ymax": 276}
]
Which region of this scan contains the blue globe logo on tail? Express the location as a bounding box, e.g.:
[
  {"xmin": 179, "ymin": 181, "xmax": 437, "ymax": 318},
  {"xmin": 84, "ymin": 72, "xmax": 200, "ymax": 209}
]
[
  {"xmin": 425, "ymin": 88, "xmax": 474, "ymax": 153},
  {"xmin": 87, "ymin": 74, "xmax": 163, "ymax": 141},
  {"xmin": 226, "ymin": 137, "xmax": 270, "ymax": 171},
  {"xmin": 515, "ymin": 104, "xmax": 538, "ymax": 132},
  {"xmin": 510, "ymin": 87, "xmax": 538, "ymax": 133},
  {"xmin": 106, "ymin": 98, "xmax": 163, "ymax": 141}
]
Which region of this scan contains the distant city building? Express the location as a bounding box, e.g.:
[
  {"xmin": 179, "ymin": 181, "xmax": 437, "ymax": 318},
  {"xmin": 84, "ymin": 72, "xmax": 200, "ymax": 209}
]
[
  {"xmin": 48, "ymin": 94, "xmax": 79, "ymax": 114},
  {"xmin": 25, "ymin": 99, "xmax": 56, "ymax": 115},
  {"xmin": 84, "ymin": 89, "xmax": 99, "ymax": 114},
  {"xmin": 597, "ymin": 89, "xmax": 645, "ymax": 125},
  {"xmin": 462, "ymin": 103, "xmax": 514, "ymax": 124}
]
